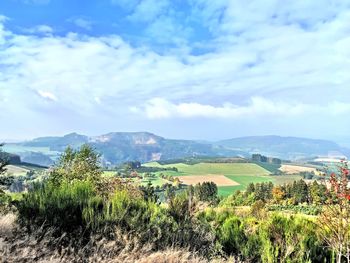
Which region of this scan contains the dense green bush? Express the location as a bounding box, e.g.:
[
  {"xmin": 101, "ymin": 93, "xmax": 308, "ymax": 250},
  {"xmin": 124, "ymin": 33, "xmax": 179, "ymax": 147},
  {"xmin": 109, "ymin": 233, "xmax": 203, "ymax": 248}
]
[
  {"xmin": 0, "ymin": 192, "xmax": 12, "ymax": 214},
  {"xmin": 199, "ymin": 208, "xmax": 331, "ymax": 262},
  {"xmin": 17, "ymin": 180, "xmax": 97, "ymax": 233},
  {"xmin": 258, "ymin": 214, "xmax": 330, "ymax": 263},
  {"xmin": 16, "ymin": 178, "xmax": 216, "ymax": 255}
]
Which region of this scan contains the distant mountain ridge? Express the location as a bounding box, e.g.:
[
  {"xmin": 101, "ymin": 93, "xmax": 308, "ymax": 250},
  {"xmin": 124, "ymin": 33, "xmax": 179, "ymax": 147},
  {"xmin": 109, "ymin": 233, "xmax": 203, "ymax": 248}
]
[
  {"xmin": 4, "ymin": 133, "xmax": 349, "ymax": 166},
  {"xmin": 216, "ymin": 135, "xmax": 350, "ymax": 160},
  {"xmin": 17, "ymin": 132, "xmax": 245, "ymax": 166}
]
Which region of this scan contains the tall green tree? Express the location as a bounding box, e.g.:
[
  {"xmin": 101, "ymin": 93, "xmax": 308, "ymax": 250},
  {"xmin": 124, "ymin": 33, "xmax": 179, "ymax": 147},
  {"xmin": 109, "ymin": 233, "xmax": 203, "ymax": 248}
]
[
  {"xmin": 0, "ymin": 144, "xmax": 13, "ymax": 191},
  {"xmin": 49, "ymin": 144, "xmax": 102, "ymax": 185},
  {"xmin": 194, "ymin": 182, "xmax": 218, "ymax": 202},
  {"xmin": 0, "ymin": 143, "xmax": 8, "ymax": 175}
]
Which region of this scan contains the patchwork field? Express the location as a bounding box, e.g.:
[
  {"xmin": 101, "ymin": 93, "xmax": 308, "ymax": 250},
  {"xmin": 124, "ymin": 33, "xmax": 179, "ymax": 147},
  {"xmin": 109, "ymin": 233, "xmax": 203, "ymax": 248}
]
[
  {"xmin": 178, "ymin": 175, "xmax": 239, "ymax": 186},
  {"xmin": 145, "ymin": 162, "xmax": 271, "ymax": 176},
  {"xmin": 144, "ymin": 162, "xmax": 285, "ymax": 196},
  {"xmin": 279, "ymin": 164, "xmax": 317, "ymax": 174},
  {"xmin": 4, "ymin": 165, "xmax": 29, "ymax": 176}
]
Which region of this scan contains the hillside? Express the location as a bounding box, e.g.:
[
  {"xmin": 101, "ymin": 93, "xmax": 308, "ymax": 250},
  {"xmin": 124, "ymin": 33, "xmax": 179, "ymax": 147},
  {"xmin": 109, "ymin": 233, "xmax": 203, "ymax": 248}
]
[
  {"xmin": 6, "ymin": 132, "xmax": 244, "ymax": 166},
  {"xmin": 0, "ymin": 152, "xmax": 21, "ymax": 165},
  {"xmin": 216, "ymin": 135, "xmax": 350, "ymax": 160},
  {"xmin": 3, "ymin": 133, "xmax": 349, "ymax": 166}
]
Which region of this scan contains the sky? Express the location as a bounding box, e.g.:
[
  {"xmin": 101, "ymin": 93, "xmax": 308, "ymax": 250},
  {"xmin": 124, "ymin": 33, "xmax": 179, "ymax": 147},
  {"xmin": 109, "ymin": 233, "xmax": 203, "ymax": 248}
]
[{"xmin": 0, "ymin": 0, "xmax": 350, "ymax": 142}]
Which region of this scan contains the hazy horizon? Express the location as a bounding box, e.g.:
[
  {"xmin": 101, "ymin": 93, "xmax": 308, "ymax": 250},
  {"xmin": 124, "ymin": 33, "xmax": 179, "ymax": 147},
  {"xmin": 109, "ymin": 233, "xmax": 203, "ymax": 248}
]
[
  {"xmin": 1, "ymin": 1, "xmax": 349, "ymax": 142},
  {"xmin": 2, "ymin": 131, "xmax": 350, "ymax": 149}
]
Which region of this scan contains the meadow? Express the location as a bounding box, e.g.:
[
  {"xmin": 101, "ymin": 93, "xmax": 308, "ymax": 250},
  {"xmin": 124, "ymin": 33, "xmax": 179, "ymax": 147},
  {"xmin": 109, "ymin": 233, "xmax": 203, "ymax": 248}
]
[{"xmin": 144, "ymin": 162, "xmax": 303, "ymax": 196}]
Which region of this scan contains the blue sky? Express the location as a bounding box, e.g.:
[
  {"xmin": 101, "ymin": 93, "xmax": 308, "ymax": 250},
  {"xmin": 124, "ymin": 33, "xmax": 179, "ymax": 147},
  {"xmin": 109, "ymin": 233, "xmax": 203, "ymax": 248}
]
[{"xmin": 0, "ymin": 0, "xmax": 350, "ymax": 142}]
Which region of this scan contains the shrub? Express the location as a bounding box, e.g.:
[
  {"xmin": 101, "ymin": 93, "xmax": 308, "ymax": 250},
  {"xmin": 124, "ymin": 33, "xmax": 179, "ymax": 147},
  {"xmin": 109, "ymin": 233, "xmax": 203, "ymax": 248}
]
[
  {"xmin": 0, "ymin": 192, "xmax": 12, "ymax": 214},
  {"xmin": 194, "ymin": 182, "xmax": 218, "ymax": 202},
  {"xmin": 258, "ymin": 214, "xmax": 330, "ymax": 263},
  {"xmin": 17, "ymin": 180, "xmax": 97, "ymax": 233}
]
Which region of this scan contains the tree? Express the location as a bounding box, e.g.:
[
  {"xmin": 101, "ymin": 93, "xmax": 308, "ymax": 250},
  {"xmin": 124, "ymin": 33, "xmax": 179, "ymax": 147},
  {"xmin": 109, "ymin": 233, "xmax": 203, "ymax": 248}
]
[
  {"xmin": 194, "ymin": 182, "xmax": 218, "ymax": 202},
  {"xmin": 292, "ymin": 180, "xmax": 309, "ymax": 204},
  {"xmin": 0, "ymin": 143, "xmax": 12, "ymax": 194},
  {"xmin": 245, "ymin": 183, "xmax": 255, "ymax": 196},
  {"xmin": 310, "ymin": 181, "xmax": 326, "ymax": 205},
  {"xmin": 0, "ymin": 143, "xmax": 8, "ymax": 175},
  {"xmin": 318, "ymin": 161, "xmax": 350, "ymax": 263},
  {"xmin": 272, "ymin": 186, "xmax": 285, "ymax": 204},
  {"xmin": 49, "ymin": 144, "xmax": 102, "ymax": 186}
]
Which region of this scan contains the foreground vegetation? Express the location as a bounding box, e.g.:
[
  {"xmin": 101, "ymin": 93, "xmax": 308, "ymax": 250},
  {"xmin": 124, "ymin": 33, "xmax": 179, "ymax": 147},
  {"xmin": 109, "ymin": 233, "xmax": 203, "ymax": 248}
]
[{"xmin": 1, "ymin": 145, "xmax": 350, "ymax": 262}]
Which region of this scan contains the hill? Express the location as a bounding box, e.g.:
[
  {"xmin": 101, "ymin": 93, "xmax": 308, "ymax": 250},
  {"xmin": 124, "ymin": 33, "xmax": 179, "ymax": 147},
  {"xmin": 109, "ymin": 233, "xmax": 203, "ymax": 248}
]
[
  {"xmin": 3, "ymin": 133, "xmax": 349, "ymax": 166},
  {"xmin": 6, "ymin": 132, "xmax": 244, "ymax": 166},
  {"xmin": 216, "ymin": 135, "xmax": 350, "ymax": 160},
  {"xmin": 0, "ymin": 151, "xmax": 21, "ymax": 165}
]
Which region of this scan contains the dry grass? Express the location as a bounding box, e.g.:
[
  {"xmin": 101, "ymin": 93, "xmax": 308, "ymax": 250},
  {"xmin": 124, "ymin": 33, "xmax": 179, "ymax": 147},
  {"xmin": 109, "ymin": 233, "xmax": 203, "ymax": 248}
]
[
  {"xmin": 178, "ymin": 175, "xmax": 239, "ymax": 186},
  {"xmin": 0, "ymin": 213, "xmax": 217, "ymax": 263},
  {"xmin": 0, "ymin": 213, "xmax": 16, "ymax": 238}
]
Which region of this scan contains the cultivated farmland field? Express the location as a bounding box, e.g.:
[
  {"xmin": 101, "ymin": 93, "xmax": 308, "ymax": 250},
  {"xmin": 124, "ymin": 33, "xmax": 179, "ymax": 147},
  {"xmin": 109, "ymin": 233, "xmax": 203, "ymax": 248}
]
[
  {"xmin": 279, "ymin": 164, "xmax": 317, "ymax": 174},
  {"xmin": 143, "ymin": 162, "xmax": 302, "ymax": 196},
  {"xmin": 178, "ymin": 175, "xmax": 239, "ymax": 186},
  {"xmin": 5, "ymin": 165, "xmax": 29, "ymax": 176}
]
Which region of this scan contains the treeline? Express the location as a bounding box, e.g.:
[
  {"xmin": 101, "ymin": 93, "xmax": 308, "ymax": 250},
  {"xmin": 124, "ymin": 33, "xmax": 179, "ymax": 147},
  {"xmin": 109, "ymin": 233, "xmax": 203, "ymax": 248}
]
[
  {"xmin": 251, "ymin": 153, "xmax": 282, "ymax": 164},
  {"xmin": 228, "ymin": 179, "xmax": 327, "ymax": 208},
  {"xmin": 157, "ymin": 157, "xmax": 249, "ymax": 165}
]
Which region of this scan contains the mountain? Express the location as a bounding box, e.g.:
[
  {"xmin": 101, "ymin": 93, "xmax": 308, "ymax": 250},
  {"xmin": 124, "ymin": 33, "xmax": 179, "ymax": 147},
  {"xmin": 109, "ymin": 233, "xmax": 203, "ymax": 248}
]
[
  {"xmin": 8, "ymin": 132, "xmax": 244, "ymax": 166},
  {"xmin": 0, "ymin": 151, "xmax": 21, "ymax": 165},
  {"xmin": 216, "ymin": 135, "xmax": 350, "ymax": 160},
  {"xmin": 23, "ymin": 133, "xmax": 89, "ymax": 151},
  {"xmin": 4, "ymin": 133, "xmax": 349, "ymax": 166}
]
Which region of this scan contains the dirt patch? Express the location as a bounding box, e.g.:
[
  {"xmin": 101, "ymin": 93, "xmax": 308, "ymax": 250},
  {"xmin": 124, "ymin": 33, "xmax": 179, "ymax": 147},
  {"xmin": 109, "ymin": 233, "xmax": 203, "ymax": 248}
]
[
  {"xmin": 178, "ymin": 175, "xmax": 239, "ymax": 186},
  {"xmin": 279, "ymin": 164, "xmax": 317, "ymax": 175}
]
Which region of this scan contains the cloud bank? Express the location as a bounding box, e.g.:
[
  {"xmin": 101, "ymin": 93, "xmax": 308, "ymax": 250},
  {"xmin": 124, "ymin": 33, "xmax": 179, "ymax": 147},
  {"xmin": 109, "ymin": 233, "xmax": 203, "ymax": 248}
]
[
  {"xmin": 133, "ymin": 98, "xmax": 350, "ymax": 119},
  {"xmin": 0, "ymin": 0, "xmax": 350, "ymax": 139}
]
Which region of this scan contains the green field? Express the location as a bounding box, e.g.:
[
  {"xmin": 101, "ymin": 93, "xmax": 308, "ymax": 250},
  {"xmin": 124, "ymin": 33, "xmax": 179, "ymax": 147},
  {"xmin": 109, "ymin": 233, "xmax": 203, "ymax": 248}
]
[
  {"xmin": 5, "ymin": 165, "xmax": 29, "ymax": 176},
  {"xmin": 145, "ymin": 162, "xmax": 270, "ymax": 176},
  {"xmin": 144, "ymin": 162, "xmax": 303, "ymax": 196},
  {"xmin": 103, "ymin": 170, "xmax": 167, "ymax": 187}
]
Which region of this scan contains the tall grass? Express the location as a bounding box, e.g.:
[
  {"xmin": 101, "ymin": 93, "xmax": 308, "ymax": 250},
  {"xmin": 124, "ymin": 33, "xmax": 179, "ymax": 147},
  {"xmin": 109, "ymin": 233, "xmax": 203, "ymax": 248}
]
[
  {"xmin": 17, "ymin": 180, "xmax": 98, "ymax": 233},
  {"xmin": 15, "ymin": 179, "xmax": 216, "ymax": 257}
]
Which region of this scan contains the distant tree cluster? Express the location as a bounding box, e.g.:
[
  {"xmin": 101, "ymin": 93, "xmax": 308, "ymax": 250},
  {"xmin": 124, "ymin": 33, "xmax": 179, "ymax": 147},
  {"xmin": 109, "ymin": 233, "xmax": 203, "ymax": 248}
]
[
  {"xmin": 191, "ymin": 182, "xmax": 218, "ymax": 202},
  {"xmin": 157, "ymin": 157, "xmax": 249, "ymax": 165},
  {"xmin": 252, "ymin": 153, "xmax": 282, "ymax": 164},
  {"xmin": 300, "ymin": 171, "xmax": 315, "ymax": 179},
  {"xmin": 136, "ymin": 166, "xmax": 178, "ymax": 173},
  {"xmin": 229, "ymin": 179, "xmax": 327, "ymax": 207}
]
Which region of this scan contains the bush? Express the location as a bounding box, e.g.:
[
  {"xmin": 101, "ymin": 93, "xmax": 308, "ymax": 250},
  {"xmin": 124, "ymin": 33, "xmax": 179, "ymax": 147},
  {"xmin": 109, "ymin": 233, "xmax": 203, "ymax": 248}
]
[
  {"xmin": 258, "ymin": 214, "xmax": 330, "ymax": 263},
  {"xmin": 200, "ymin": 208, "xmax": 331, "ymax": 262},
  {"xmin": 17, "ymin": 180, "xmax": 98, "ymax": 233},
  {"xmin": 0, "ymin": 192, "xmax": 12, "ymax": 214},
  {"xmin": 194, "ymin": 182, "xmax": 218, "ymax": 202}
]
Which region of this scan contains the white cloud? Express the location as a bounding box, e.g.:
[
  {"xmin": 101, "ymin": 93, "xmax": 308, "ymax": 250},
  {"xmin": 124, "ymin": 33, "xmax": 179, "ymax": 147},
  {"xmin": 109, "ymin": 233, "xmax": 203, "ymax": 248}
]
[
  {"xmin": 1, "ymin": 0, "xmax": 350, "ymax": 138},
  {"xmin": 133, "ymin": 97, "xmax": 350, "ymax": 119},
  {"xmin": 69, "ymin": 18, "xmax": 93, "ymax": 30},
  {"xmin": 37, "ymin": 90, "xmax": 57, "ymax": 101},
  {"xmin": 23, "ymin": 25, "xmax": 53, "ymax": 34}
]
